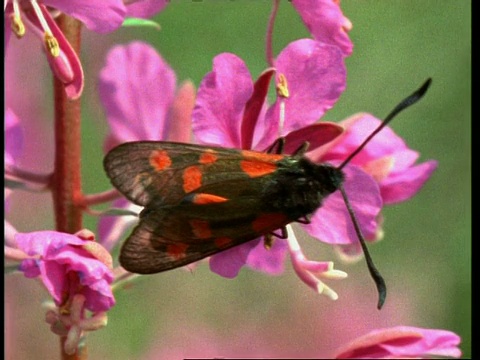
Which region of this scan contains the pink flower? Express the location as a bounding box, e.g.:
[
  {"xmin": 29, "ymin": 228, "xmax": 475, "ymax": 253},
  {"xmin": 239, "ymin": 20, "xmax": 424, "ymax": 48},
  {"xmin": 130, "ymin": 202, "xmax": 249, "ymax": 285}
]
[
  {"xmin": 291, "ymin": 0, "xmax": 353, "ymax": 56},
  {"xmin": 99, "ymin": 41, "xmax": 194, "ymax": 150},
  {"xmin": 97, "ymin": 41, "xmax": 195, "ymax": 251},
  {"xmin": 193, "ymin": 39, "xmax": 346, "ymax": 151},
  {"xmin": 319, "ymin": 113, "xmax": 438, "ymax": 205},
  {"xmin": 192, "ymin": 39, "xmax": 381, "ymax": 282},
  {"xmin": 4, "ymin": 1, "xmax": 168, "ymax": 100},
  {"xmin": 334, "ymin": 326, "xmax": 462, "ymax": 359},
  {"xmin": 15, "ymin": 230, "xmax": 115, "ymax": 312},
  {"xmin": 307, "ymin": 113, "xmax": 437, "ymax": 257},
  {"xmin": 4, "ymin": 1, "xmax": 125, "ymax": 99}
]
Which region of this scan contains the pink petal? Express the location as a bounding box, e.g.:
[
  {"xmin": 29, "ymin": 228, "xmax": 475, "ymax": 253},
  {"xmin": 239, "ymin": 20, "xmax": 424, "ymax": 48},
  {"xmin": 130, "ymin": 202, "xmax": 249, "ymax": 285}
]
[
  {"xmin": 193, "ymin": 53, "xmax": 253, "ymax": 148},
  {"xmin": 167, "ymin": 80, "xmax": 196, "ymax": 143},
  {"xmin": 38, "ymin": 261, "xmax": 67, "ymax": 305},
  {"xmin": 241, "ymin": 68, "xmax": 275, "ymax": 150},
  {"xmin": 259, "ymin": 39, "xmax": 346, "ymax": 149},
  {"xmin": 291, "ymin": 0, "xmax": 353, "ymax": 56},
  {"xmin": 209, "ymin": 238, "xmax": 288, "ymax": 278},
  {"xmin": 209, "ymin": 241, "xmax": 256, "ymax": 278},
  {"xmin": 99, "ymin": 41, "xmax": 176, "ymax": 148},
  {"xmin": 321, "ymin": 114, "xmax": 409, "ymax": 166},
  {"xmin": 23, "ymin": 4, "xmax": 84, "ymax": 99},
  {"xmin": 47, "ymin": 0, "xmax": 126, "ymax": 33},
  {"xmin": 303, "ymin": 166, "xmax": 382, "ymax": 244},
  {"xmin": 125, "ymin": 0, "xmax": 169, "ymax": 18},
  {"xmin": 244, "ymin": 238, "xmax": 288, "ymax": 275},
  {"xmin": 15, "ymin": 231, "xmax": 84, "ymax": 256},
  {"xmin": 334, "ymin": 326, "xmax": 462, "ymax": 359},
  {"xmin": 380, "ymin": 160, "xmax": 438, "ymax": 204},
  {"xmin": 281, "ymin": 122, "xmax": 344, "ymax": 155}
]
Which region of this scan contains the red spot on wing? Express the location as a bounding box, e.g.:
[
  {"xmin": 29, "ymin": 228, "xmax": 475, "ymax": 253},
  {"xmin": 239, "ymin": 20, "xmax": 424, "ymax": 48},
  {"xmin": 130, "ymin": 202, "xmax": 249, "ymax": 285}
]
[
  {"xmin": 240, "ymin": 160, "xmax": 277, "ymax": 178},
  {"xmin": 199, "ymin": 150, "xmax": 218, "ymax": 164},
  {"xmin": 252, "ymin": 213, "xmax": 288, "ymax": 233},
  {"xmin": 241, "ymin": 150, "xmax": 284, "ymax": 162},
  {"xmin": 192, "ymin": 193, "xmax": 229, "ymax": 204},
  {"xmin": 166, "ymin": 243, "xmax": 189, "ymax": 260},
  {"xmin": 214, "ymin": 237, "xmax": 232, "ymax": 249},
  {"xmin": 149, "ymin": 150, "xmax": 172, "ymax": 171},
  {"xmin": 183, "ymin": 165, "xmax": 202, "ymax": 193},
  {"xmin": 189, "ymin": 219, "xmax": 212, "ymax": 239},
  {"xmin": 240, "ymin": 150, "xmax": 283, "ymax": 178}
]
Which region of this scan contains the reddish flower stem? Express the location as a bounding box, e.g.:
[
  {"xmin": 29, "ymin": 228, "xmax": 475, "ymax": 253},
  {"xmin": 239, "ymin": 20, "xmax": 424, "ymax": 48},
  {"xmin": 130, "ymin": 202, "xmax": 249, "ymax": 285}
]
[
  {"xmin": 51, "ymin": 14, "xmax": 86, "ymax": 360},
  {"xmin": 265, "ymin": 0, "xmax": 280, "ymax": 67},
  {"xmin": 80, "ymin": 189, "xmax": 121, "ymax": 207}
]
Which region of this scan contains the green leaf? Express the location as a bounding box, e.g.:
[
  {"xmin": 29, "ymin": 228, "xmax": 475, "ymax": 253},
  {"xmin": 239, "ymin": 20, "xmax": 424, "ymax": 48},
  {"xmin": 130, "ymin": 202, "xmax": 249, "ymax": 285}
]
[{"xmin": 122, "ymin": 17, "xmax": 161, "ymax": 30}]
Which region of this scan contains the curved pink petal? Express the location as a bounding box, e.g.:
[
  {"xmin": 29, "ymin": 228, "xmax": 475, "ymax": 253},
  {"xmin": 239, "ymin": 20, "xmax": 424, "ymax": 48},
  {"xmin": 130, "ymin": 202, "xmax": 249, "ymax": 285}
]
[
  {"xmin": 125, "ymin": 0, "xmax": 168, "ymax": 18},
  {"xmin": 16, "ymin": 231, "xmax": 85, "ymax": 256},
  {"xmin": 99, "ymin": 41, "xmax": 176, "ymax": 148},
  {"xmin": 209, "ymin": 240, "xmax": 257, "ymax": 278},
  {"xmin": 47, "ymin": 0, "xmax": 126, "ymax": 33},
  {"xmin": 241, "ymin": 68, "xmax": 275, "ymax": 149},
  {"xmin": 319, "ymin": 113, "xmax": 437, "ymax": 204},
  {"xmin": 258, "ymin": 39, "xmax": 346, "ymax": 149},
  {"xmin": 334, "ymin": 326, "xmax": 462, "ymax": 359},
  {"xmin": 167, "ymin": 80, "xmax": 196, "ymax": 143},
  {"xmin": 244, "ymin": 237, "xmax": 288, "ymax": 275},
  {"xmin": 380, "ymin": 160, "xmax": 438, "ymax": 204},
  {"xmin": 291, "ymin": 0, "xmax": 353, "ymax": 56},
  {"xmin": 320, "ymin": 114, "xmax": 409, "ymax": 166},
  {"xmin": 281, "ymin": 122, "xmax": 345, "ymax": 155},
  {"xmin": 23, "ymin": 4, "xmax": 84, "ymax": 99},
  {"xmin": 193, "ymin": 53, "xmax": 254, "ymax": 148},
  {"xmin": 303, "ymin": 166, "xmax": 382, "ymax": 245},
  {"xmin": 16, "ymin": 231, "xmax": 115, "ymax": 312}
]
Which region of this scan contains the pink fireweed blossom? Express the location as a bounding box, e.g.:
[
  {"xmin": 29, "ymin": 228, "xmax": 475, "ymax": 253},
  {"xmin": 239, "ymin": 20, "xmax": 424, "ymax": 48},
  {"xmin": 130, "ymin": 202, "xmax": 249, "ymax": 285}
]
[
  {"xmin": 192, "ymin": 39, "xmax": 361, "ymax": 298},
  {"xmin": 13, "ymin": 229, "xmax": 115, "ymax": 353},
  {"xmin": 4, "ymin": 1, "xmax": 126, "ymax": 99},
  {"xmin": 333, "ymin": 326, "xmax": 462, "ymax": 359},
  {"xmin": 97, "ymin": 41, "xmax": 195, "ymax": 251},
  {"xmin": 291, "ymin": 0, "xmax": 353, "ymax": 56},
  {"xmin": 308, "ymin": 113, "xmax": 438, "ymax": 258},
  {"xmin": 15, "ymin": 229, "xmax": 115, "ymax": 312},
  {"xmin": 4, "ymin": 1, "xmax": 168, "ymax": 99}
]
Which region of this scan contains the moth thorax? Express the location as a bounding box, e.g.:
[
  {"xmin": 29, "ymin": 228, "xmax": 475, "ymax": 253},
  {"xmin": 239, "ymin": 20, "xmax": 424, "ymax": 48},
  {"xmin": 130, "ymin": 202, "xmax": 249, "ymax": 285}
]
[{"xmin": 262, "ymin": 159, "xmax": 344, "ymax": 219}]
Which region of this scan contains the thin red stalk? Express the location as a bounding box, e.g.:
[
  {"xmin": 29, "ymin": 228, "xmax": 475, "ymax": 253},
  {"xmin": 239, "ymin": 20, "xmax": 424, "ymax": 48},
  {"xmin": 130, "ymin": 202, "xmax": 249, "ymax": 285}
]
[
  {"xmin": 265, "ymin": 0, "xmax": 280, "ymax": 67},
  {"xmin": 5, "ymin": 166, "xmax": 52, "ymax": 185},
  {"xmin": 51, "ymin": 14, "xmax": 86, "ymax": 360},
  {"xmin": 81, "ymin": 189, "xmax": 122, "ymax": 207}
]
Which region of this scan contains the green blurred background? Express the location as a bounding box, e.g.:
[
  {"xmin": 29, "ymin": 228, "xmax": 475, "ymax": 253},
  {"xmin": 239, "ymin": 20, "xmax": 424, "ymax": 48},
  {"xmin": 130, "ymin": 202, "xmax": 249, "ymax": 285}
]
[{"xmin": 6, "ymin": 0, "xmax": 470, "ymax": 358}]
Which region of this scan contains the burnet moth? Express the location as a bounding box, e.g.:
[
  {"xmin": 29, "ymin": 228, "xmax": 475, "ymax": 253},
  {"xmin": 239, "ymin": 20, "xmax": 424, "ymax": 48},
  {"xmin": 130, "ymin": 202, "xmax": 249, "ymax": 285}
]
[{"xmin": 104, "ymin": 78, "xmax": 432, "ymax": 310}]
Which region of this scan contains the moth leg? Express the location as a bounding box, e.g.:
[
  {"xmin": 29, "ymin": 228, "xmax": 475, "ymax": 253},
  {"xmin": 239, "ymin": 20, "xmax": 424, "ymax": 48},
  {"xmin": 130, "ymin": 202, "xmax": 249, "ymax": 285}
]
[
  {"xmin": 263, "ymin": 226, "xmax": 288, "ymax": 249},
  {"xmin": 263, "ymin": 233, "xmax": 274, "ymax": 250},
  {"xmin": 296, "ymin": 214, "xmax": 311, "ymax": 224},
  {"xmin": 266, "ymin": 137, "xmax": 286, "ymax": 154},
  {"xmin": 292, "ymin": 141, "xmax": 310, "ymax": 158}
]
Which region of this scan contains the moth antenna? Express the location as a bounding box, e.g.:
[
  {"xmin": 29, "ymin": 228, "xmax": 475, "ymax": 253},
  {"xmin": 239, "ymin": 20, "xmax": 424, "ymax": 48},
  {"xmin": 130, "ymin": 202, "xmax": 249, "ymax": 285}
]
[
  {"xmin": 339, "ymin": 186, "xmax": 386, "ymax": 309},
  {"xmin": 336, "ymin": 79, "xmax": 432, "ymax": 309},
  {"xmin": 338, "ymin": 78, "xmax": 432, "ymax": 170}
]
